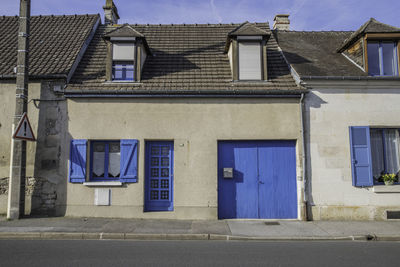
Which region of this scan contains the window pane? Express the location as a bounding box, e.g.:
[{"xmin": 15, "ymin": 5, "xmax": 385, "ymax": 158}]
[
  {"xmin": 352, "ymin": 128, "xmax": 367, "ymax": 145},
  {"xmin": 126, "ymin": 69, "xmax": 134, "ymax": 80},
  {"xmin": 382, "ymin": 43, "xmax": 397, "ymax": 76},
  {"xmin": 370, "ymin": 129, "xmax": 385, "ymax": 179},
  {"xmin": 108, "ymin": 142, "xmax": 121, "ymax": 178},
  {"xmin": 114, "ymin": 68, "xmax": 123, "ymax": 79},
  {"xmin": 367, "ymin": 43, "xmax": 380, "ymax": 75},
  {"xmin": 384, "ymin": 129, "xmax": 400, "ymax": 175},
  {"xmin": 93, "ymin": 143, "xmax": 105, "ymax": 177}
]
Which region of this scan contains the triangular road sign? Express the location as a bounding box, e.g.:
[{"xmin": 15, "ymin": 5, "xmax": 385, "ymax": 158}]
[{"xmin": 12, "ymin": 112, "xmax": 36, "ymax": 141}]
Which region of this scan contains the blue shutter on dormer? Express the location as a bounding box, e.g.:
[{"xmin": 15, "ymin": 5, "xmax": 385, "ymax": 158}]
[
  {"xmin": 120, "ymin": 140, "xmax": 138, "ymax": 183},
  {"xmin": 69, "ymin": 139, "xmax": 87, "ymax": 183},
  {"xmin": 349, "ymin": 126, "xmax": 373, "ymax": 187}
]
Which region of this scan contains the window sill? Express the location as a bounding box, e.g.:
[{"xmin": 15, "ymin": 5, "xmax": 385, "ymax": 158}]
[
  {"xmin": 83, "ymin": 181, "xmax": 123, "ymax": 187},
  {"xmin": 373, "ymin": 185, "xmax": 400, "ymax": 193}
]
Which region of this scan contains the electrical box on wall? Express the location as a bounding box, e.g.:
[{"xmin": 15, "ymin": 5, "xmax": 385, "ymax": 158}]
[
  {"xmin": 53, "ymin": 84, "xmax": 63, "ymax": 93},
  {"xmin": 223, "ymin": 168, "xmax": 233, "ymax": 179},
  {"xmin": 94, "ymin": 188, "xmax": 111, "ymax": 206}
]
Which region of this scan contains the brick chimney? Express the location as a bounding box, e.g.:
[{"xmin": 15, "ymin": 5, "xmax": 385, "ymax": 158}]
[
  {"xmin": 103, "ymin": 0, "xmax": 120, "ymax": 25},
  {"xmin": 273, "ymin": 14, "xmax": 290, "ymax": 30}
]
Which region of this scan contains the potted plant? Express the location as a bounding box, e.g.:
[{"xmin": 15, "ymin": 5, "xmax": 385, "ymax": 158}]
[{"xmin": 382, "ymin": 173, "xmax": 397, "ymax": 186}]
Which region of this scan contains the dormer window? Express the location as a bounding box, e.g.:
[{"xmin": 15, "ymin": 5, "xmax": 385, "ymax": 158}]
[
  {"xmin": 225, "ymin": 22, "xmax": 270, "ymax": 81},
  {"xmin": 367, "ymin": 41, "xmax": 399, "ymax": 76},
  {"xmin": 112, "ymin": 42, "xmax": 135, "ymax": 81},
  {"xmin": 238, "ymin": 38, "xmax": 262, "ymax": 80},
  {"xmin": 104, "ymin": 24, "xmax": 151, "ymax": 82}
]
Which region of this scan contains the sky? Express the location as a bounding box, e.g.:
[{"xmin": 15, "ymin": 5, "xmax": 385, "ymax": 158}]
[{"xmin": 1, "ymin": 0, "xmax": 400, "ymax": 31}]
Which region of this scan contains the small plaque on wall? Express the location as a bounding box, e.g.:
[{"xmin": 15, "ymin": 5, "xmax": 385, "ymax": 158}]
[{"xmin": 94, "ymin": 188, "xmax": 111, "ymax": 206}]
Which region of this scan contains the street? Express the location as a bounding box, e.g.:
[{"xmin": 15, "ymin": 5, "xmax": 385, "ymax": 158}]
[{"xmin": 0, "ymin": 240, "xmax": 399, "ymax": 266}]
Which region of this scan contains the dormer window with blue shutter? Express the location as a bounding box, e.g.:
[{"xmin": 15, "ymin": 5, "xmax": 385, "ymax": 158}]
[
  {"xmin": 104, "ymin": 24, "xmax": 150, "ymax": 82},
  {"xmin": 112, "ymin": 42, "xmax": 135, "ymax": 81}
]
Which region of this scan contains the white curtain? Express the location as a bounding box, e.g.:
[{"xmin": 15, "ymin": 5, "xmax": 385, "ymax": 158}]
[
  {"xmin": 370, "ymin": 129, "xmax": 385, "ymax": 178},
  {"xmin": 384, "ymin": 129, "xmax": 400, "ymax": 175}
]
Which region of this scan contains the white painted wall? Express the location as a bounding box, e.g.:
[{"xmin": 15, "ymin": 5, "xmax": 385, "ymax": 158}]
[{"xmin": 306, "ymin": 86, "xmax": 400, "ymax": 220}]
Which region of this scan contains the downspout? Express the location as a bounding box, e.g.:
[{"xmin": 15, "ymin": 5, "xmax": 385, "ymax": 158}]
[{"xmin": 300, "ymin": 93, "xmax": 309, "ymax": 221}]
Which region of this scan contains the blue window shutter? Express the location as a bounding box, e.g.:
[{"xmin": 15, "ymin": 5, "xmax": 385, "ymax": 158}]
[
  {"xmin": 120, "ymin": 140, "xmax": 138, "ymax": 182},
  {"xmin": 69, "ymin": 139, "xmax": 87, "ymax": 183},
  {"xmin": 349, "ymin": 126, "xmax": 373, "ymax": 187}
]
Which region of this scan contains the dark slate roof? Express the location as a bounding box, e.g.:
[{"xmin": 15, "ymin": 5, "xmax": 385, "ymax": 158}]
[
  {"xmin": 338, "ymin": 18, "xmax": 400, "ymax": 52},
  {"xmin": 66, "ymin": 23, "xmax": 303, "ymax": 95},
  {"xmin": 275, "ymin": 31, "xmax": 368, "ymax": 77},
  {"xmin": 229, "ymin": 22, "xmax": 271, "ymax": 36},
  {"xmin": 0, "ymin": 14, "xmax": 99, "ymax": 78},
  {"xmin": 104, "ymin": 24, "xmax": 144, "ymax": 38}
]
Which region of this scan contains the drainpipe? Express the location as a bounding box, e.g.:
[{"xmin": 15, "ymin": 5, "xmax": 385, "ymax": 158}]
[{"xmin": 300, "ymin": 93, "xmax": 309, "ymax": 221}]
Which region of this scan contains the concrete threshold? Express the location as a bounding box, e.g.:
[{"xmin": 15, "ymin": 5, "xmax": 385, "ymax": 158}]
[{"xmin": 0, "ymin": 232, "xmax": 399, "ymax": 241}]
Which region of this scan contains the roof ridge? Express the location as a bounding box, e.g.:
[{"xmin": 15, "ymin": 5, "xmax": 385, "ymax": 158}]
[{"xmin": 277, "ymin": 30, "xmax": 354, "ymax": 33}]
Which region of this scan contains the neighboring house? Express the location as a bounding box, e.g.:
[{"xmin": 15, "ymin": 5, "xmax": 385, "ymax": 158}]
[
  {"xmin": 0, "ymin": 14, "xmax": 100, "ymax": 215},
  {"xmin": 61, "ymin": 1, "xmax": 307, "ymax": 219},
  {"xmin": 276, "ymin": 18, "xmax": 400, "ymax": 220}
]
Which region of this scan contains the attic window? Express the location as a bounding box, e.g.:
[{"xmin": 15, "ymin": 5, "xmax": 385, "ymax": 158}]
[
  {"xmin": 112, "ymin": 43, "xmax": 135, "ymax": 81},
  {"xmin": 367, "ymin": 41, "xmax": 399, "ymax": 76},
  {"xmin": 239, "ymin": 41, "xmax": 262, "ymax": 80}
]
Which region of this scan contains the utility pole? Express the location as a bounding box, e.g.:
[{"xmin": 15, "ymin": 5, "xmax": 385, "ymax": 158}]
[{"xmin": 7, "ymin": 0, "xmax": 31, "ymax": 220}]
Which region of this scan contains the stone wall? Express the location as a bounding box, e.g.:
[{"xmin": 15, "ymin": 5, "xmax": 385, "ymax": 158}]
[{"xmin": 0, "ymin": 177, "xmax": 57, "ymax": 215}]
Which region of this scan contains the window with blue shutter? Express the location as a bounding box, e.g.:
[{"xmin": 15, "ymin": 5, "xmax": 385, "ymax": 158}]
[
  {"xmin": 120, "ymin": 139, "xmax": 138, "ymax": 183},
  {"xmin": 69, "ymin": 139, "xmax": 87, "ymax": 183},
  {"xmin": 349, "ymin": 126, "xmax": 373, "ymax": 186},
  {"xmin": 70, "ymin": 139, "xmax": 138, "ymax": 183}
]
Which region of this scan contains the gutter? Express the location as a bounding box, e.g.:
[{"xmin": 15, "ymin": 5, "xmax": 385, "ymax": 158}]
[
  {"xmin": 0, "ymin": 74, "xmax": 67, "ymax": 80},
  {"xmin": 64, "ymin": 93, "xmax": 305, "ymax": 98},
  {"xmin": 301, "ymin": 76, "xmax": 400, "ymax": 81}
]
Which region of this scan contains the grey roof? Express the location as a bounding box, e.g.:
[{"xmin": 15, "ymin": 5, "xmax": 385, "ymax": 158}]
[
  {"xmin": 228, "ymin": 22, "xmax": 271, "ymax": 36},
  {"xmin": 337, "ymin": 18, "xmax": 400, "ymax": 52},
  {"xmin": 0, "ymin": 14, "xmax": 99, "ymax": 78},
  {"xmin": 104, "ymin": 24, "xmax": 144, "ymax": 38},
  {"xmin": 66, "ymin": 22, "xmax": 303, "ymax": 95},
  {"xmin": 275, "ymin": 31, "xmax": 368, "ymax": 77}
]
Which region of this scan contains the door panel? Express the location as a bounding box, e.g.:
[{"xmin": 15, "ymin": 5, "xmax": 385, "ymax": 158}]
[
  {"xmin": 218, "ymin": 140, "xmax": 297, "ymax": 219},
  {"xmin": 258, "ymin": 141, "xmax": 297, "ymax": 219},
  {"xmin": 145, "ymin": 141, "xmax": 174, "ymax": 211}
]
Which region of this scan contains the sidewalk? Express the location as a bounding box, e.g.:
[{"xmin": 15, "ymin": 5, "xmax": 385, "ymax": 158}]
[{"xmin": 0, "ymin": 216, "xmax": 400, "ymax": 241}]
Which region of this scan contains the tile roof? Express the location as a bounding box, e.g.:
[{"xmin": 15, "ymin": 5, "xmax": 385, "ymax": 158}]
[
  {"xmin": 275, "ymin": 31, "xmax": 368, "ymax": 77},
  {"xmin": 0, "ymin": 14, "xmax": 99, "ymax": 78},
  {"xmin": 66, "ymin": 23, "xmax": 303, "ymax": 95},
  {"xmin": 337, "ymin": 18, "xmax": 400, "ymax": 53}
]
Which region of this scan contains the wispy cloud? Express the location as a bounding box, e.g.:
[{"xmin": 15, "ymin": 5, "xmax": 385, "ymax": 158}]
[{"xmin": 210, "ymin": 0, "xmax": 223, "ymax": 23}]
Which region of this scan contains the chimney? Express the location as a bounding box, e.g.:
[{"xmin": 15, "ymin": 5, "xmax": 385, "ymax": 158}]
[
  {"xmin": 273, "ymin": 14, "xmax": 290, "ymax": 30},
  {"xmin": 103, "ymin": 0, "xmax": 120, "ymax": 25}
]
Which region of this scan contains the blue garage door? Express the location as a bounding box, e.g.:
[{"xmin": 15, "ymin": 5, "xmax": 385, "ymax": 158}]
[
  {"xmin": 145, "ymin": 141, "xmax": 174, "ymax": 212},
  {"xmin": 218, "ymin": 141, "xmax": 297, "ymax": 219}
]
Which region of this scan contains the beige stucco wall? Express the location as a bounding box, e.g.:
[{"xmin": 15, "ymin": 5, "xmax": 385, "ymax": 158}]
[
  {"xmin": 65, "ymin": 97, "xmax": 304, "ymax": 219},
  {"xmin": 0, "ymin": 81, "xmax": 40, "ymax": 214},
  {"xmin": 306, "ymin": 88, "xmax": 400, "ymax": 220},
  {"xmin": 0, "ymin": 80, "xmax": 67, "ymax": 216}
]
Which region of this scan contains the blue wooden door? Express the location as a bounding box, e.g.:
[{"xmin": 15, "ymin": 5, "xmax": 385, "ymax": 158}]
[
  {"xmin": 218, "ymin": 141, "xmax": 297, "ymax": 219},
  {"xmin": 145, "ymin": 141, "xmax": 174, "ymax": 211}
]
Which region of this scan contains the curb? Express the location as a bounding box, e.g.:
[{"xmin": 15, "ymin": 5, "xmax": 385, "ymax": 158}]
[{"xmin": 1, "ymin": 232, "xmax": 399, "ymax": 241}]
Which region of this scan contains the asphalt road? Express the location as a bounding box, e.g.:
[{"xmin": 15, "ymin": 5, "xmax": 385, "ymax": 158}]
[{"xmin": 0, "ymin": 240, "xmax": 399, "ymax": 266}]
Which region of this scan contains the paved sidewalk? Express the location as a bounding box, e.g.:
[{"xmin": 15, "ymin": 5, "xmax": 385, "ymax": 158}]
[{"xmin": 0, "ymin": 216, "xmax": 399, "ymax": 241}]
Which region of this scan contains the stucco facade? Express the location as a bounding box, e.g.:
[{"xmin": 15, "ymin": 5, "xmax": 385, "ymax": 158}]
[
  {"xmin": 64, "ymin": 97, "xmax": 305, "ymax": 219},
  {"xmin": 305, "ymin": 81, "xmax": 400, "ymax": 220},
  {"xmin": 0, "ymin": 81, "xmax": 67, "ymax": 215}
]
